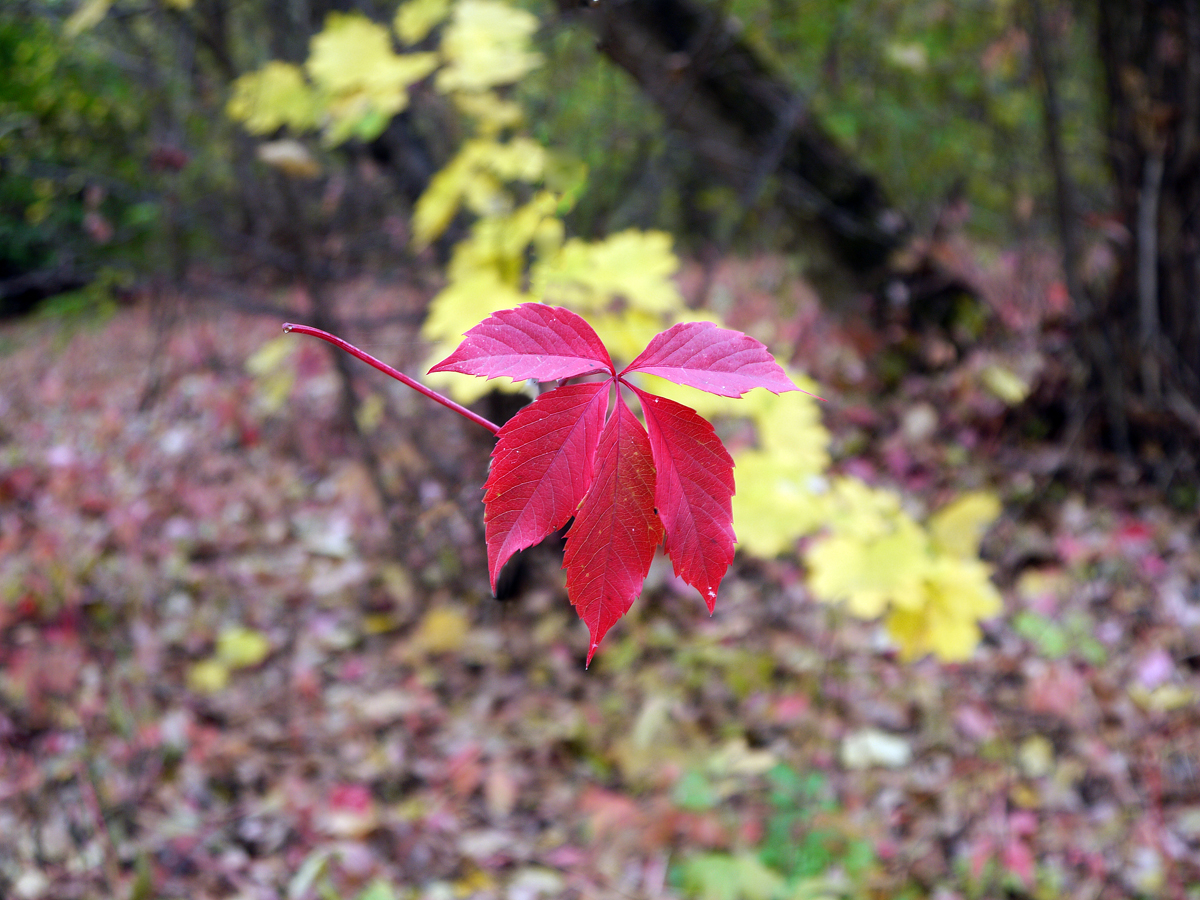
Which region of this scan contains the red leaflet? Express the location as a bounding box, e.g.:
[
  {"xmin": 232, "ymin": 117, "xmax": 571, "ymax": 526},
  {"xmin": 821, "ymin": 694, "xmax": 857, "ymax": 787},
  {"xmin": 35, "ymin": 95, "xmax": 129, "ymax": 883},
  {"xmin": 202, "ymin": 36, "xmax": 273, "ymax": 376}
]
[
  {"xmin": 562, "ymin": 395, "xmax": 664, "ymax": 665},
  {"xmin": 483, "ymin": 382, "xmax": 609, "ymax": 590},
  {"xmin": 419, "ymin": 304, "xmax": 801, "ymax": 662},
  {"xmin": 621, "ymin": 320, "xmax": 799, "ymax": 397},
  {"xmin": 429, "ymin": 302, "xmax": 614, "ymax": 383},
  {"xmin": 631, "ymin": 387, "xmax": 735, "ymax": 613}
]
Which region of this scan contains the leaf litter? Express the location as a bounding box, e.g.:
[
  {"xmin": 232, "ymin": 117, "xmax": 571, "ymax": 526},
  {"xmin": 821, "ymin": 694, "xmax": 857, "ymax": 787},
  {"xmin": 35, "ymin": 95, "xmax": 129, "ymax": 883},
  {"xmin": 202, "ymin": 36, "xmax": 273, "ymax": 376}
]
[{"xmin": 0, "ymin": 269, "xmax": 1198, "ymax": 899}]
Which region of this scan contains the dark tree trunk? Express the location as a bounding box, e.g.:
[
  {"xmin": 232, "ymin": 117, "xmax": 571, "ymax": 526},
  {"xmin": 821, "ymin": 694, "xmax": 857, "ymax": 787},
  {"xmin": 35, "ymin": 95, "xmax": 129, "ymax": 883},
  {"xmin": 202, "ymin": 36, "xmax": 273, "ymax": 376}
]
[
  {"xmin": 1094, "ymin": 0, "xmax": 1200, "ymax": 449},
  {"xmin": 556, "ymin": 0, "xmax": 908, "ymax": 297}
]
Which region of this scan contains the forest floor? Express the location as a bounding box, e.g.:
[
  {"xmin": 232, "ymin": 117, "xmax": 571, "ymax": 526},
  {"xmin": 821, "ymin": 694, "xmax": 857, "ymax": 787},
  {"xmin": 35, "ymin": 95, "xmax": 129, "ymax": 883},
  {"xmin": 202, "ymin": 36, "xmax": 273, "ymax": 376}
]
[{"xmin": 1, "ymin": 253, "xmax": 1199, "ymax": 900}]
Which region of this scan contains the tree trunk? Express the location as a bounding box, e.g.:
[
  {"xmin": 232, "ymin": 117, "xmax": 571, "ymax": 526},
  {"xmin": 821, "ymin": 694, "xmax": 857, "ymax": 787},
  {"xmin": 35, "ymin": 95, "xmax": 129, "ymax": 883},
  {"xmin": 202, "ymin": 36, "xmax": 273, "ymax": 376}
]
[
  {"xmin": 556, "ymin": 0, "xmax": 908, "ymax": 298},
  {"xmin": 1095, "ymin": 0, "xmax": 1200, "ymax": 449}
]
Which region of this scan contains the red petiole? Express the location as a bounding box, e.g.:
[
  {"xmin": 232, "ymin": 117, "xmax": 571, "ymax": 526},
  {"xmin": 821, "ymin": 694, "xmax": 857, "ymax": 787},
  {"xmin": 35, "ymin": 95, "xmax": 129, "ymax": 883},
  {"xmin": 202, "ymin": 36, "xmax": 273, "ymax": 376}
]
[{"xmin": 282, "ymin": 322, "xmax": 502, "ymax": 435}]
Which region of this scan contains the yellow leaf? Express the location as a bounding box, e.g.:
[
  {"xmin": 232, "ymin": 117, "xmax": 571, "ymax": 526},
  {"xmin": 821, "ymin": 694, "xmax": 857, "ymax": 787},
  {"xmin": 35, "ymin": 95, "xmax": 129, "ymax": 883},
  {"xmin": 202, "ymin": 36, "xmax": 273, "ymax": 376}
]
[
  {"xmin": 532, "ymin": 229, "xmax": 682, "ymax": 314},
  {"xmin": 216, "ymin": 626, "xmax": 271, "ymax": 669},
  {"xmin": 420, "ymin": 270, "xmax": 526, "ymax": 344},
  {"xmin": 883, "ymin": 555, "xmax": 1001, "ymax": 660},
  {"xmin": 483, "ymin": 136, "xmax": 548, "ymax": 183},
  {"xmin": 187, "ymin": 659, "xmax": 229, "ymax": 694},
  {"xmin": 308, "ymin": 14, "xmax": 429, "ymax": 95},
  {"xmin": 395, "ymin": 0, "xmax": 451, "ymax": 44},
  {"xmin": 227, "ymin": 62, "xmax": 319, "ymax": 134},
  {"xmin": 980, "ymin": 362, "xmax": 1030, "ymax": 405},
  {"xmin": 246, "ymin": 335, "xmax": 296, "ymax": 376},
  {"xmin": 246, "ymin": 335, "xmax": 297, "ymax": 415},
  {"xmin": 64, "ymin": 0, "xmax": 112, "ymax": 38},
  {"xmin": 1129, "ymin": 683, "xmax": 1195, "ymax": 712},
  {"xmin": 306, "ymin": 14, "xmax": 437, "ymax": 144},
  {"xmin": 412, "ymin": 607, "xmax": 469, "ymax": 654},
  {"xmin": 807, "ymin": 518, "xmax": 929, "ymax": 618},
  {"xmin": 412, "ymin": 149, "xmax": 477, "ymax": 247},
  {"xmin": 256, "ymin": 139, "xmax": 321, "ymax": 178},
  {"xmin": 744, "ymin": 386, "xmax": 830, "ymax": 476},
  {"xmin": 1017, "ymin": 734, "xmax": 1054, "ymax": 777},
  {"xmin": 453, "ymin": 90, "xmax": 524, "ymax": 130},
  {"xmin": 435, "ymin": 0, "xmax": 542, "ymax": 93},
  {"xmin": 730, "ymin": 452, "xmax": 828, "ymax": 558},
  {"xmin": 928, "ymin": 491, "xmax": 1001, "ymax": 557},
  {"xmin": 355, "ymin": 392, "xmax": 386, "ymax": 433}
]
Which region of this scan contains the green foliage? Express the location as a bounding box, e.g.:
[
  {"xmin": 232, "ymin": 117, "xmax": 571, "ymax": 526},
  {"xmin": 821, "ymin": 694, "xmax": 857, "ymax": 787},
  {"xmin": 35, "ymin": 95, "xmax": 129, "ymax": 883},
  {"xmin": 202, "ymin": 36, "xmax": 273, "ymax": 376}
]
[
  {"xmin": 0, "ymin": 12, "xmax": 154, "ymax": 284},
  {"xmin": 1013, "ymin": 609, "xmax": 1107, "ymax": 664},
  {"xmin": 672, "ymin": 765, "xmax": 878, "ymax": 900},
  {"xmin": 34, "ymin": 265, "xmax": 130, "ymax": 323},
  {"xmin": 516, "ymin": 21, "xmax": 671, "ymax": 238},
  {"xmin": 721, "ymin": 0, "xmax": 1103, "ymax": 235}
]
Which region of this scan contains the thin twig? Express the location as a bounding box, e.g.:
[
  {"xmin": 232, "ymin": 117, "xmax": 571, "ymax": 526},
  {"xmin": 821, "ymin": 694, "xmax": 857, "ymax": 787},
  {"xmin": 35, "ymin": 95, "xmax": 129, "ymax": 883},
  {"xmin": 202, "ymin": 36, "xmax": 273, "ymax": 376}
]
[{"xmin": 1137, "ymin": 149, "xmax": 1164, "ymax": 402}]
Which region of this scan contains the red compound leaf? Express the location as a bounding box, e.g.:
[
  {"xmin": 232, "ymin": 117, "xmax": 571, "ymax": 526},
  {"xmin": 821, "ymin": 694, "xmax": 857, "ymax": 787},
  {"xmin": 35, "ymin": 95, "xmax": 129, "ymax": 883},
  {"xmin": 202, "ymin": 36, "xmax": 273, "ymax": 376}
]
[{"xmin": 291, "ymin": 303, "xmax": 805, "ymax": 664}]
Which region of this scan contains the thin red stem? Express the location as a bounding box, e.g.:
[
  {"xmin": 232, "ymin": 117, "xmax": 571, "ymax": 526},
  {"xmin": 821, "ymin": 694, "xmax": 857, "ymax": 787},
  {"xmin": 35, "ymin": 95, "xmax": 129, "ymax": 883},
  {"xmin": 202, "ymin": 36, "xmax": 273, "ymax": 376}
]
[{"xmin": 282, "ymin": 323, "xmax": 501, "ymax": 435}]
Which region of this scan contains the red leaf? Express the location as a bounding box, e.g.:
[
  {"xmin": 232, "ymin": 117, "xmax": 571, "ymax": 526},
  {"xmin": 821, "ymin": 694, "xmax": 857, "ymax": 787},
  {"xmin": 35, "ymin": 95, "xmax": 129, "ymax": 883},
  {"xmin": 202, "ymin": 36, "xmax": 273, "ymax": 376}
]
[
  {"xmin": 632, "ymin": 386, "xmax": 734, "ymax": 612},
  {"xmin": 302, "ymin": 305, "xmax": 814, "ymax": 664},
  {"xmin": 483, "ymin": 382, "xmax": 609, "ymax": 590},
  {"xmin": 429, "ymin": 303, "xmax": 614, "ymax": 383},
  {"xmin": 563, "ymin": 394, "xmax": 664, "ymax": 664},
  {"xmin": 621, "ymin": 321, "xmax": 797, "ymax": 397}
]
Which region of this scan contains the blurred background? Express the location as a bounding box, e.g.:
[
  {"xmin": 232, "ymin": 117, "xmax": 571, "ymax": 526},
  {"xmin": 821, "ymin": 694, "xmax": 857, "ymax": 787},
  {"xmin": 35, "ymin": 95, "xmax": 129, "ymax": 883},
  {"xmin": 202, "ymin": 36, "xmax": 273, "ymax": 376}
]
[{"xmin": 2, "ymin": 0, "xmax": 1199, "ymax": 898}]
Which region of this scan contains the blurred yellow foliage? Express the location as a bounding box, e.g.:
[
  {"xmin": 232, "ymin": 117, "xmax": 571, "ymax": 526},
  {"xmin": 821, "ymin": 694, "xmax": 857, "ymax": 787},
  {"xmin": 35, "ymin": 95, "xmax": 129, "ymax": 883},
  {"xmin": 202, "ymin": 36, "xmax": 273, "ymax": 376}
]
[
  {"xmin": 395, "ymin": 0, "xmax": 452, "ymax": 44},
  {"xmin": 807, "ymin": 483, "xmax": 1003, "ymax": 660},
  {"xmin": 216, "ymin": 625, "xmax": 272, "ymax": 669},
  {"xmin": 435, "ymin": 0, "xmax": 542, "ymax": 93},
  {"xmin": 412, "ymin": 607, "xmax": 470, "ymax": 654},
  {"xmin": 531, "ymin": 230, "xmax": 683, "ymax": 315},
  {"xmin": 307, "ymin": 14, "xmax": 437, "ymax": 143},
  {"xmin": 227, "ymin": 62, "xmax": 319, "ymax": 135}
]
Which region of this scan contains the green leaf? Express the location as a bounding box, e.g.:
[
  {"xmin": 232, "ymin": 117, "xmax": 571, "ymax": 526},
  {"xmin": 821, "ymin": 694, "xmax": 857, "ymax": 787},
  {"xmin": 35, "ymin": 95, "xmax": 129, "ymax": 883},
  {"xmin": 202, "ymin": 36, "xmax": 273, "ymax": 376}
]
[
  {"xmin": 675, "ymin": 852, "xmax": 787, "ymax": 900},
  {"xmin": 672, "ymin": 770, "xmax": 719, "ymax": 811}
]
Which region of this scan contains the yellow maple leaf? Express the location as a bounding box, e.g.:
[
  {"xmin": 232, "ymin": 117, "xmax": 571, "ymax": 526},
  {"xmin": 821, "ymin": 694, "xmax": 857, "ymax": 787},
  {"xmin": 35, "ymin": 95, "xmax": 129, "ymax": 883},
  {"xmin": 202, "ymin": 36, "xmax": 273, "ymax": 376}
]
[
  {"xmin": 730, "ymin": 452, "xmax": 829, "ymax": 558},
  {"xmin": 532, "ymin": 230, "xmax": 682, "ymax": 314},
  {"xmin": 306, "ymin": 14, "xmax": 437, "ymax": 144},
  {"xmin": 928, "ymin": 491, "xmax": 1001, "ymax": 557},
  {"xmin": 806, "ymin": 517, "xmax": 929, "ymax": 619},
  {"xmin": 227, "ymin": 62, "xmax": 320, "ymax": 134},
  {"xmin": 435, "ymin": 0, "xmax": 542, "ymax": 93},
  {"xmin": 395, "ymin": 0, "xmax": 452, "ymax": 44},
  {"xmin": 884, "ymin": 556, "xmax": 1002, "ymax": 660}
]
